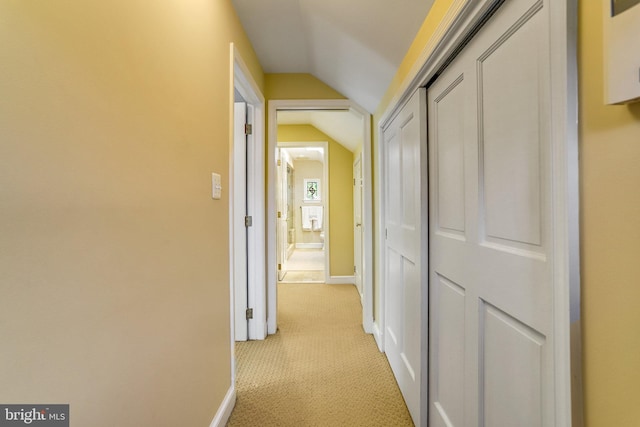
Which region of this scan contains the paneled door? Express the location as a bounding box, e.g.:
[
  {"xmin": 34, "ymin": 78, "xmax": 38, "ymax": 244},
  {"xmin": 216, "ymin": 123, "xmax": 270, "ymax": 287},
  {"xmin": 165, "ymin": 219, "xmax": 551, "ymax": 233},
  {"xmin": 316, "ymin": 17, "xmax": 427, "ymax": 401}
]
[
  {"xmin": 233, "ymin": 101, "xmax": 249, "ymax": 341},
  {"xmin": 428, "ymin": 0, "xmax": 555, "ymax": 425},
  {"xmin": 383, "ymin": 88, "xmax": 426, "ymax": 425}
]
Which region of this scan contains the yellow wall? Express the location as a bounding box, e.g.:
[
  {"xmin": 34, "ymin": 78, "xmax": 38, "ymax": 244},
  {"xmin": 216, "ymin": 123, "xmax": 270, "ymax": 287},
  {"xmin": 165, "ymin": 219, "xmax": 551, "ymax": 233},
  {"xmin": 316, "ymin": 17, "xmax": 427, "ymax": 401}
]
[
  {"xmin": 579, "ymin": 2, "xmax": 640, "ymax": 425},
  {"xmin": 375, "ymin": 0, "xmax": 640, "ymax": 424},
  {"xmin": 265, "ymin": 73, "xmax": 346, "ymax": 100},
  {"xmin": 278, "ymin": 125, "xmax": 355, "ymax": 277},
  {"xmin": 0, "ymin": 1, "xmax": 263, "ymax": 426},
  {"xmin": 292, "ymin": 160, "xmax": 324, "ymax": 244}
]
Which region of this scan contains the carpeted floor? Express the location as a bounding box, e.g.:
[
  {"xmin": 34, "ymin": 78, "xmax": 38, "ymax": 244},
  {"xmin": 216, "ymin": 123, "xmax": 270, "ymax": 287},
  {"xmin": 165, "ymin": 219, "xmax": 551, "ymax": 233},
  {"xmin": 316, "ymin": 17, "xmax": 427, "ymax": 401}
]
[{"xmin": 227, "ymin": 283, "xmax": 414, "ymax": 427}]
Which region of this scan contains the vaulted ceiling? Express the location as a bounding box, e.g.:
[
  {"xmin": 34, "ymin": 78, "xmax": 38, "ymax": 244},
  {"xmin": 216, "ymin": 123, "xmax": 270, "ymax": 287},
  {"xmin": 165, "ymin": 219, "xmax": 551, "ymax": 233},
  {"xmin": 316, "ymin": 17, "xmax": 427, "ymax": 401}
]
[
  {"xmin": 232, "ymin": 0, "xmax": 434, "ymax": 114},
  {"xmin": 277, "ymin": 110, "xmax": 364, "ymax": 152}
]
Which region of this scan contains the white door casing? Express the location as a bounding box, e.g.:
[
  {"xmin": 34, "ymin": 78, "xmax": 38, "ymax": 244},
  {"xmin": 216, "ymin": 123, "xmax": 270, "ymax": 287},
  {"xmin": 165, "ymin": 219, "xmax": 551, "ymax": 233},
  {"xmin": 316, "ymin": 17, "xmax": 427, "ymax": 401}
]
[
  {"xmin": 382, "ymin": 88, "xmax": 427, "ymax": 426},
  {"xmin": 230, "ymin": 44, "xmax": 266, "ymax": 346}
]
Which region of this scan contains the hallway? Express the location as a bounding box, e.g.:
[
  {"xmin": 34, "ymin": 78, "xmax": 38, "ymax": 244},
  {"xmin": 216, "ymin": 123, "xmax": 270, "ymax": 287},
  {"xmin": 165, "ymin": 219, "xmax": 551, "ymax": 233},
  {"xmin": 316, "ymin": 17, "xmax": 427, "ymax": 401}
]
[{"xmin": 227, "ymin": 283, "xmax": 413, "ymax": 426}]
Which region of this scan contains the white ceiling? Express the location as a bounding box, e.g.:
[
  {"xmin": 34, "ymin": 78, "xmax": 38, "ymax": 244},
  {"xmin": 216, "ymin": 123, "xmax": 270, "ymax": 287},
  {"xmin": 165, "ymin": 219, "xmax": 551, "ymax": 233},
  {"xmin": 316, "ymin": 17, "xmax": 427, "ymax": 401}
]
[
  {"xmin": 232, "ymin": 0, "xmax": 434, "ymax": 113},
  {"xmin": 282, "ymin": 146, "xmax": 325, "ymax": 163},
  {"xmin": 277, "ymin": 110, "xmax": 363, "ymax": 152}
]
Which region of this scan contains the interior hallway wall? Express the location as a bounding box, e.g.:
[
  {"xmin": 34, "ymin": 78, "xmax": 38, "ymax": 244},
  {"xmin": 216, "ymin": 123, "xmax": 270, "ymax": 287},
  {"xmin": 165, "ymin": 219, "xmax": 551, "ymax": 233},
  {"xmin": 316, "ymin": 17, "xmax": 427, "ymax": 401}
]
[
  {"xmin": 265, "ymin": 73, "xmax": 346, "ymax": 100},
  {"xmin": 579, "ymin": 1, "xmax": 640, "ymax": 425},
  {"xmin": 278, "ymin": 125, "xmax": 355, "ymax": 277},
  {"xmin": 0, "ymin": 1, "xmax": 263, "ymax": 426}
]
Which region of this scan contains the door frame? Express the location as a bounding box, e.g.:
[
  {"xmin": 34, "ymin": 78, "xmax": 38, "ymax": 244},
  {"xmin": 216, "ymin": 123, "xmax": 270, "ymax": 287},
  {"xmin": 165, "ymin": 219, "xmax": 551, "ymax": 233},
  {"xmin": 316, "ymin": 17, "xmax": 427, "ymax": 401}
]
[
  {"xmin": 229, "ymin": 41, "xmax": 267, "ymax": 363},
  {"xmin": 277, "ymin": 141, "xmax": 330, "ymax": 281},
  {"xmin": 267, "ymin": 99, "xmax": 373, "ymax": 335},
  {"xmin": 375, "ymin": 0, "xmax": 581, "ymax": 425}
]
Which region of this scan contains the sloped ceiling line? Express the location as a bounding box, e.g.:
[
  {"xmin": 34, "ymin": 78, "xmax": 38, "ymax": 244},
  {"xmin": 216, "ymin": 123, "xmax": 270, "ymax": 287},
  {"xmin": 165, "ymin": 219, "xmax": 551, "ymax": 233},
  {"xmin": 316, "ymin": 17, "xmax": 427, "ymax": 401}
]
[
  {"xmin": 232, "ymin": 0, "xmax": 434, "ymax": 113},
  {"xmin": 277, "ymin": 110, "xmax": 363, "ymax": 153}
]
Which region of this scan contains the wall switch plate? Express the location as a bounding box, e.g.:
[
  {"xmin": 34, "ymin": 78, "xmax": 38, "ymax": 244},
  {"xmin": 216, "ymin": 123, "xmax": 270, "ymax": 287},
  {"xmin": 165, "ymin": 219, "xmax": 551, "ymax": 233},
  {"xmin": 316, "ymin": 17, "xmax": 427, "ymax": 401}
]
[{"xmin": 212, "ymin": 173, "xmax": 222, "ymax": 199}]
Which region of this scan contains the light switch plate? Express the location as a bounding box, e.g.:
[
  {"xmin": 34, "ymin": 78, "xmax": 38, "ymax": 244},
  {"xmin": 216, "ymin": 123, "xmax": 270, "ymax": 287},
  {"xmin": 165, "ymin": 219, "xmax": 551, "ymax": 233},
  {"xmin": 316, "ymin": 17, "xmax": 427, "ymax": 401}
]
[{"xmin": 212, "ymin": 173, "xmax": 222, "ymax": 199}]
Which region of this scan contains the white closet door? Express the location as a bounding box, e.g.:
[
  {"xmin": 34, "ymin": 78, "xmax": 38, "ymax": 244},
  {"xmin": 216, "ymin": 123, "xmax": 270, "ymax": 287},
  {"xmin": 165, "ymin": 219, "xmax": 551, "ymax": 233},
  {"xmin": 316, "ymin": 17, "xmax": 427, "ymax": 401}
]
[
  {"xmin": 383, "ymin": 88, "xmax": 426, "ymax": 425},
  {"xmin": 428, "ymin": 0, "xmax": 554, "ymax": 425}
]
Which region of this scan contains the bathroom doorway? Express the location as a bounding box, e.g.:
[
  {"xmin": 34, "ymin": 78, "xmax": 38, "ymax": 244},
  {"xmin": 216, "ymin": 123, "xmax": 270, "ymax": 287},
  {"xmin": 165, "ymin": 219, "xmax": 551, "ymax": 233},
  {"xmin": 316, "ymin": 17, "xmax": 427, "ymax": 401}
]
[{"xmin": 276, "ymin": 143, "xmax": 328, "ymax": 284}]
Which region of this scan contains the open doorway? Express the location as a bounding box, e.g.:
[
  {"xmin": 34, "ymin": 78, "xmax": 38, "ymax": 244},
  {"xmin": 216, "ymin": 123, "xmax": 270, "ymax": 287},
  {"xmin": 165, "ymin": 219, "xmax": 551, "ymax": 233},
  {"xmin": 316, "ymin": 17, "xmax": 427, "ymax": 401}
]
[
  {"xmin": 230, "ymin": 44, "xmax": 265, "ymax": 343},
  {"xmin": 277, "ymin": 143, "xmax": 328, "ymax": 284},
  {"xmin": 267, "ymin": 100, "xmax": 373, "ymax": 335}
]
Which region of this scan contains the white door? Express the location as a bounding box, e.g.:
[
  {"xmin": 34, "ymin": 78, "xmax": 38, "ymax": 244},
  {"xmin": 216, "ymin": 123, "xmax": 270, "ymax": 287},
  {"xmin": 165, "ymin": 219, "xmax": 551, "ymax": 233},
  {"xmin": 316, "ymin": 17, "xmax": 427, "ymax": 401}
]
[
  {"xmin": 275, "ymin": 148, "xmax": 287, "ymax": 282},
  {"xmin": 428, "ymin": 0, "xmax": 554, "ymax": 425},
  {"xmin": 383, "ymin": 88, "xmax": 426, "ymax": 425},
  {"xmin": 233, "ymin": 101, "xmax": 248, "ymax": 341},
  {"xmin": 353, "ymin": 154, "xmax": 363, "ymax": 299}
]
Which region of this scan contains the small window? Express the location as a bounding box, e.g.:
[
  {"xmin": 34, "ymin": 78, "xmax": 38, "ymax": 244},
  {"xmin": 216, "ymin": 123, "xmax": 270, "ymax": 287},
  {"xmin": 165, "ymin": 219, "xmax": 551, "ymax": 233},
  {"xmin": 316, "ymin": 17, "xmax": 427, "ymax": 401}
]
[{"xmin": 303, "ymin": 179, "xmax": 321, "ymax": 202}]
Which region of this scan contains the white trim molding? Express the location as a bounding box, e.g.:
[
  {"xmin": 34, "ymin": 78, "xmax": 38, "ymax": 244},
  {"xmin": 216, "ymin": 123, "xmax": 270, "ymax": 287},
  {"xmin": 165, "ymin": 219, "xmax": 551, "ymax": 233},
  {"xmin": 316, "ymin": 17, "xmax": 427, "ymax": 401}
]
[
  {"xmin": 549, "ymin": 1, "xmax": 582, "ymax": 425},
  {"xmin": 372, "ymin": 323, "xmax": 384, "ymax": 352},
  {"xmin": 326, "ymin": 275, "xmax": 356, "ymax": 285},
  {"xmin": 295, "ymin": 243, "xmax": 324, "ymax": 249},
  {"xmin": 208, "ymin": 386, "xmax": 236, "ymax": 427},
  {"xmin": 230, "ymin": 43, "xmax": 267, "ymax": 342}
]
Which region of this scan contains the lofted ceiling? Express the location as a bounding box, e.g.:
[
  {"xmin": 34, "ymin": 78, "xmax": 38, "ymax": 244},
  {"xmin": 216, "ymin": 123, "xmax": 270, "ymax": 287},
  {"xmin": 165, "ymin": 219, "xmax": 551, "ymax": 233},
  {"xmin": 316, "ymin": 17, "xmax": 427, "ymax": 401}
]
[
  {"xmin": 232, "ymin": 0, "xmax": 434, "ymax": 113},
  {"xmin": 281, "ymin": 146, "xmax": 325, "ymax": 163},
  {"xmin": 277, "ymin": 110, "xmax": 364, "ymax": 152}
]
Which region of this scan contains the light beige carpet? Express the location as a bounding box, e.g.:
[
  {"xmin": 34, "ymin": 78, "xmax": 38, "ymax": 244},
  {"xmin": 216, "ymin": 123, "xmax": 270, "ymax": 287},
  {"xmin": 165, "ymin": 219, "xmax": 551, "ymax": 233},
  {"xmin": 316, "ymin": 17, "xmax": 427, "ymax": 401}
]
[{"xmin": 227, "ymin": 283, "xmax": 414, "ymax": 427}]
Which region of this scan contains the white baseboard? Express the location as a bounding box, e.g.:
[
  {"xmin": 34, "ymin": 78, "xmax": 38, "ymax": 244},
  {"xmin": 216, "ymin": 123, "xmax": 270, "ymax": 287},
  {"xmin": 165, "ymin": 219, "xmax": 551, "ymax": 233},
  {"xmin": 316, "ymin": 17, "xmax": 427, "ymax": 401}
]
[
  {"xmin": 325, "ymin": 275, "xmax": 355, "ymax": 285},
  {"xmin": 373, "ymin": 322, "xmax": 384, "ymax": 352},
  {"xmin": 209, "ymin": 385, "xmax": 236, "ymax": 427},
  {"xmin": 295, "ymin": 243, "xmax": 323, "ymax": 249}
]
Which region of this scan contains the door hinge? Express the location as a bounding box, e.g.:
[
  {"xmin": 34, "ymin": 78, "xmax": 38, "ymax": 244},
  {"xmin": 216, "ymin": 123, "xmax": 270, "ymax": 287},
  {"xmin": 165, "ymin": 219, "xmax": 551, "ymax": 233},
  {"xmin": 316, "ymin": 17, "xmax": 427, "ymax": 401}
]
[
  {"xmin": 277, "ymin": 159, "xmax": 282, "ymax": 166},
  {"xmin": 246, "ymin": 308, "xmax": 253, "ymax": 320},
  {"xmin": 354, "ymin": 265, "xmax": 356, "ymax": 273},
  {"xmin": 278, "ymin": 263, "xmax": 282, "ymax": 271},
  {"xmin": 245, "ymin": 216, "xmax": 253, "ymax": 227},
  {"xmin": 244, "ymin": 124, "xmax": 253, "ymax": 135},
  {"xmin": 277, "ymin": 211, "xmax": 282, "ymax": 219},
  {"xmin": 354, "ymin": 178, "xmax": 356, "ymax": 186},
  {"xmin": 385, "ymin": 228, "xmax": 388, "ymax": 239}
]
